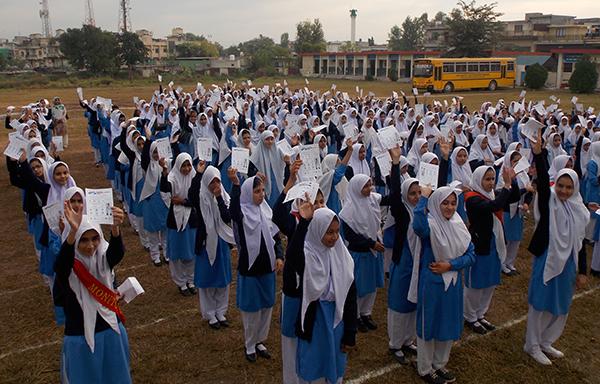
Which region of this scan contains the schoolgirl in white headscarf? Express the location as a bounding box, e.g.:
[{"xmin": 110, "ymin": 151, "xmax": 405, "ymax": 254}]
[
  {"xmin": 347, "ymin": 143, "xmax": 370, "ymax": 177},
  {"xmin": 410, "ymin": 186, "xmax": 474, "ymax": 382},
  {"xmin": 546, "ymin": 133, "xmax": 567, "ymax": 165},
  {"xmin": 449, "ymin": 147, "xmax": 473, "ymax": 187},
  {"xmin": 468, "ymin": 134, "xmax": 495, "ymax": 169},
  {"xmin": 249, "ymin": 130, "xmax": 286, "ymax": 206},
  {"xmin": 406, "ymin": 138, "xmax": 428, "ymax": 177}
]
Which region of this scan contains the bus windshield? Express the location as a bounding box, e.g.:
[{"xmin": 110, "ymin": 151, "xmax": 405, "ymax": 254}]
[{"xmin": 413, "ymin": 62, "xmax": 433, "ymax": 77}]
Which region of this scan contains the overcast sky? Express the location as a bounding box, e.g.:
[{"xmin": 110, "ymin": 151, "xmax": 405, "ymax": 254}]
[{"xmin": 1, "ymin": 0, "xmax": 598, "ymax": 46}]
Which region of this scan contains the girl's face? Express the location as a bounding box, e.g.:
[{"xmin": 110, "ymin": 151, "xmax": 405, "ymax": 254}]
[
  {"xmin": 189, "ymin": 111, "xmax": 197, "ymax": 123},
  {"xmin": 456, "ymin": 149, "xmax": 468, "ymax": 165},
  {"xmin": 53, "ymin": 164, "xmax": 69, "ymax": 186},
  {"xmin": 319, "ymin": 137, "xmax": 327, "ymax": 149},
  {"xmin": 264, "ymin": 136, "xmax": 275, "ymax": 148},
  {"xmin": 480, "ymin": 138, "xmax": 489, "ymax": 150},
  {"xmin": 34, "ymin": 149, "xmax": 45, "ymax": 160},
  {"xmin": 360, "ymin": 180, "xmax": 373, "ymax": 197},
  {"xmin": 510, "ymin": 152, "xmax": 522, "ymax": 167},
  {"xmin": 366, "ymin": 119, "xmax": 373, "ymax": 128},
  {"xmin": 253, "ymin": 182, "xmax": 265, "ymax": 205},
  {"xmin": 489, "ymin": 125, "xmax": 497, "ymax": 135},
  {"xmin": 478, "ymin": 120, "xmax": 484, "ymax": 129},
  {"xmin": 30, "ymin": 159, "xmax": 44, "ymax": 178},
  {"xmin": 152, "ymin": 148, "xmax": 159, "ymax": 161},
  {"xmin": 242, "ymin": 132, "xmax": 251, "ymax": 147},
  {"xmin": 199, "ymin": 115, "xmax": 208, "ymax": 125},
  {"xmin": 440, "ymin": 193, "xmax": 458, "ymax": 219},
  {"xmin": 77, "ymin": 229, "xmax": 100, "ymax": 257},
  {"xmin": 419, "ymin": 143, "xmax": 428, "ymax": 155},
  {"xmin": 27, "ymin": 130, "xmax": 37, "ymax": 139},
  {"xmin": 321, "ymin": 217, "xmax": 340, "ymax": 248},
  {"xmin": 313, "ymin": 117, "xmax": 320, "ymax": 126},
  {"xmin": 400, "ymin": 164, "xmax": 408, "ymax": 174},
  {"xmin": 416, "ymin": 126, "xmax": 424, "ymax": 136},
  {"xmin": 209, "ymin": 178, "xmax": 221, "ymax": 191},
  {"xmin": 314, "ymin": 191, "xmax": 325, "ymax": 209},
  {"xmin": 358, "ymin": 146, "xmax": 366, "ymax": 161},
  {"xmin": 555, "ymin": 175, "xmax": 574, "ymax": 201},
  {"xmin": 553, "ymin": 135, "xmax": 561, "ymax": 147},
  {"xmin": 482, "ymin": 169, "xmax": 496, "ymax": 192},
  {"xmin": 584, "ymin": 143, "xmax": 591, "ymax": 152},
  {"xmin": 566, "ymin": 158, "xmax": 573, "ymax": 169},
  {"xmin": 407, "ymin": 183, "xmax": 421, "ymax": 206},
  {"xmin": 136, "ymin": 137, "xmax": 144, "ymax": 151},
  {"xmin": 456, "ymin": 125, "xmax": 463, "ymax": 134},
  {"xmin": 180, "ymin": 160, "xmax": 192, "ymax": 176},
  {"xmin": 158, "ymin": 105, "xmax": 164, "ymax": 114},
  {"xmin": 70, "ymin": 192, "xmax": 84, "ymax": 213},
  {"xmin": 429, "ymin": 158, "xmax": 439, "ymax": 166}
]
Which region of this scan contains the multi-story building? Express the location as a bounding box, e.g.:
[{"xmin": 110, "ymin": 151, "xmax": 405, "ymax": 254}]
[
  {"xmin": 11, "ymin": 31, "xmax": 68, "ymax": 69},
  {"xmin": 135, "ymin": 29, "xmax": 169, "ymax": 62}
]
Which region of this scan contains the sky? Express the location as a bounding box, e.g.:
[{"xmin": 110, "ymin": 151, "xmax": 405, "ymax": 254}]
[{"xmin": 1, "ymin": 0, "xmax": 598, "ymax": 46}]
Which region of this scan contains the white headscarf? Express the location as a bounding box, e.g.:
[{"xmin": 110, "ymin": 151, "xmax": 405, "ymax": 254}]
[
  {"xmin": 548, "ymin": 154, "xmax": 571, "ymax": 182},
  {"xmin": 581, "ymin": 137, "xmax": 592, "ymax": 176},
  {"xmin": 339, "ymin": 174, "xmax": 381, "ymax": 246},
  {"xmin": 468, "ymin": 134, "xmax": 494, "ymax": 163},
  {"xmin": 427, "ymin": 186, "xmax": 471, "ymax": 291},
  {"xmin": 452, "ymin": 121, "xmax": 469, "ymax": 147},
  {"xmin": 167, "ymin": 153, "xmax": 196, "ymax": 231},
  {"xmin": 61, "ymin": 187, "xmax": 86, "ymax": 241},
  {"xmin": 546, "ymin": 133, "xmax": 567, "ymax": 163},
  {"xmin": 318, "ymin": 154, "xmax": 345, "ymax": 204},
  {"xmin": 486, "ymin": 122, "xmax": 502, "ymax": 153},
  {"xmin": 249, "ymin": 130, "xmax": 285, "ymax": 199},
  {"xmin": 46, "ymin": 161, "xmax": 76, "ymax": 205},
  {"xmin": 68, "ymin": 219, "xmax": 119, "ymax": 352},
  {"xmin": 535, "ymin": 169, "xmax": 589, "ymax": 284},
  {"xmin": 590, "ymin": 141, "xmax": 600, "ymax": 167},
  {"xmin": 450, "ymin": 147, "xmax": 472, "ymax": 187},
  {"xmin": 403, "ymin": 178, "xmax": 425, "ymax": 304},
  {"xmin": 140, "ymin": 141, "xmax": 164, "ymax": 202},
  {"xmin": 240, "ymin": 176, "xmax": 278, "ymax": 270},
  {"xmin": 348, "ymin": 143, "xmax": 370, "ymax": 176},
  {"xmin": 301, "ymin": 208, "xmax": 354, "ymax": 331},
  {"xmin": 128, "ymin": 131, "xmax": 145, "ymax": 197},
  {"xmin": 200, "ymin": 166, "xmax": 235, "ymax": 265},
  {"xmin": 470, "ymin": 166, "xmax": 507, "ymax": 264},
  {"xmin": 407, "ymin": 138, "xmax": 427, "ymax": 171}
]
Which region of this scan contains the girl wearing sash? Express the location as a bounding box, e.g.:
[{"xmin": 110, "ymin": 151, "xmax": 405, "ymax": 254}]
[{"xmin": 55, "ymin": 200, "xmax": 131, "ymax": 383}]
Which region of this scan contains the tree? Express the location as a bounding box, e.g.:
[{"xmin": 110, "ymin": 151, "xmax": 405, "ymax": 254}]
[
  {"xmin": 176, "ymin": 41, "xmax": 220, "ymax": 57},
  {"xmin": 569, "ymin": 56, "xmax": 599, "ymax": 93},
  {"xmin": 225, "ymin": 35, "xmax": 290, "ymax": 75},
  {"xmin": 524, "ymin": 63, "xmax": 548, "ymax": 89},
  {"xmin": 294, "ymin": 19, "xmax": 326, "ymax": 53},
  {"xmin": 399, "ymin": 15, "xmax": 427, "ymax": 50},
  {"xmin": 434, "ymin": 11, "xmax": 446, "ymax": 22},
  {"xmin": 446, "ymin": 1, "xmax": 503, "ymax": 57},
  {"xmin": 117, "ymin": 31, "xmax": 148, "ymax": 73},
  {"xmin": 388, "ymin": 25, "xmax": 403, "ymax": 50},
  {"xmin": 58, "ymin": 25, "xmax": 119, "ymax": 73},
  {"xmin": 339, "ymin": 41, "xmax": 357, "ymax": 52},
  {"xmin": 280, "ymin": 32, "xmax": 289, "ymax": 48}
]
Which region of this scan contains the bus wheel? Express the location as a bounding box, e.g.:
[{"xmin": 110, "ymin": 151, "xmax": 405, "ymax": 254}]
[
  {"xmin": 488, "ymin": 80, "xmax": 497, "ymax": 91},
  {"xmin": 443, "ymin": 82, "xmax": 454, "ymax": 93}
]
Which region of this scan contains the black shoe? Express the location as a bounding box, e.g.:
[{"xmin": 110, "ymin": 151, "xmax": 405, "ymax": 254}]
[
  {"xmin": 435, "ymin": 368, "xmax": 456, "ymax": 383},
  {"xmin": 357, "ymin": 317, "xmax": 368, "ymax": 333},
  {"xmin": 465, "ymin": 320, "xmax": 487, "ymax": 334},
  {"xmin": 186, "ymin": 283, "xmax": 197, "ymax": 295},
  {"xmin": 391, "ymin": 350, "xmax": 408, "ymax": 365},
  {"xmin": 255, "ymin": 344, "xmax": 271, "ymax": 359},
  {"xmin": 208, "ymin": 321, "xmax": 221, "ymax": 330},
  {"xmin": 591, "ymin": 269, "xmax": 600, "ymax": 278},
  {"xmin": 218, "ymin": 319, "xmax": 230, "ymax": 328},
  {"xmin": 162, "ymin": 256, "xmax": 170, "ymax": 264},
  {"xmin": 179, "ymin": 287, "xmax": 192, "ymax": 297},
  {"xmin": 421, "ymin": 371, "xmax": 446, "ymax": 384},
  {"xmin": 361, "ymin": 315, "xmax": 378, "ymax": 330},
  {"xmin": 245, "ymin": 352, "xmax": 257, "ymax": 363},
  {"xmin": 153, "ymin": 260, "xmax": 162, "ymax": 267},
  {"xmin": 478, "ymin": 318, "xmax": 496, "ymax": 331},
  {"xmin": 401, "ymin": 343, "xmax": 418, "ymax": 357}
]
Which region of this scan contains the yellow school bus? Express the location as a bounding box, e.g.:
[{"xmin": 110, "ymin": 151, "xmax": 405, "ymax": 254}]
[{"xmin": 412, "ymin": 57, "xmax": 516, "ymax": 93}]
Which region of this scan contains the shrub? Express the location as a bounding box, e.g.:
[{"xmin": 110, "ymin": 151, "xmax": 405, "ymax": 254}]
[
  {"xmin": 569, "ymin": 56, "xmax": 599, "ymax": 93},
  {"xmin": 524, "ymin": 63, "xmax": 548, "ymax": 89}
]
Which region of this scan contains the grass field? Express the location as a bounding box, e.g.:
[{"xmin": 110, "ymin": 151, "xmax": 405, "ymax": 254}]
[{"xmin": 0, "ymin": 78, "xmax": 599, "ymax": 384}]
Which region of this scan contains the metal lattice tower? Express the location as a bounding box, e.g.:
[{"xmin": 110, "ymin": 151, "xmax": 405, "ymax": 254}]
[
  {"xmin": 118, "ymin": 0, "xmax": 132, "ymax": 33},
  {"xmin": 84, "ymin": 0, "xmax": 96, "ymax": 26},
  {"xmin": 39, "ymin": 0, "xmax": 52, "ymax": 37}
]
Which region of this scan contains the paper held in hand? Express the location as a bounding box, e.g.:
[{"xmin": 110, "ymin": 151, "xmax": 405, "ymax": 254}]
[
  {"xmin": 299, "ymin": 144, "xmax": 323, "ymax": 179},
  {"xmin": 117, "ymin": 277, "xmax": 145, "ymax": 304},
  {"xmin": 196, "ymin": 138, "xmax": 213, "ymax": 161},
  {"xmin": 154, "ymin": 137, "xmax": 172, "ymax": 159},
  {"xmin": 342, "ymin": 123, "xmax": 359, "ymax": 142},
  {"xmin": 52, "ymin": 136, "xmax": 64, "ymax": 152},
  {"xmin": 76, "ymin": 87, "xmax": 83, "ymax": 100},
  {"xmin": 42, "ymin": 201, "xmax": 63, "ymax": 235},
  {"xmin": 231, "ymin": 147, "xmax": 250, "ymax": 174},
  {"xmin": 284, "ymin": 181, "xmax": 319, "ymax": 204},
  {"xmin": 3, "ymin": 134, "xmax": 29, "ymax": 160},
  {"xmin": 85, "ymin": 188, "xmax": 114, "ymax": 225},
  {"xmin": 513, "ymin": 156, "xmax": 530, "ymax": 175},
  {"xmin": 377, "ymin": 125, "xmax": 401, "ymax": 150},
  {"xmin": 520, "ymin": 118, "xmax": 544, "ymax": 143},
  {"xmin": 418, "ymin": 162, "xmax": 439, "ymax": 189},
  {"xmin": 277, "ymin": 139, "xmax": 293, "ymax": 157},
  {"xmin": 375, "ymin": 151, "xmax": 392, "ymax": 178}
]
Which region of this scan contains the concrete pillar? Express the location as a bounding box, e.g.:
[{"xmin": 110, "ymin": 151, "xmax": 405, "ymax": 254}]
[{"xmin": 556, "ymin": 53, "xmax": 563, "ymax": 89}]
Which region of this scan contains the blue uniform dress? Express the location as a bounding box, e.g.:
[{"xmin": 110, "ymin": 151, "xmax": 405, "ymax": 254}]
[
  {"xmin": 194, "ymin": 238, "xmax": 232, "ymax": 288},
  {"xmin": 141, "ymin": 184, "xmax": 168, "ymax": 233},
  {"xmin": 584, "ymin": 159, "xmax": 600, "ymax": 204},
  {"xmin": 266, "ymin": 168, "xmax": 282, "ymax": 208},
  {"xmin": 503, "ymin": 211, "xmax": 524, "ymax": 241},
  {"xmin": 413, "ymin": 197, "xmax": 475, "ymax": 341},
  {"xmin": 236, "ymin": 272, "xmax": 276, "ymax": 312},
  {"xmin": 528, "ymin": 250, "xmax": 577, "ymax": 316},
  {"xmin": 61, "ymin": 323, "xmax": 131, "ymax": 384},
  {"xmin": 28, "ymin": 214, "xmax": 45, "ymax": 252},
  {"xmin": 281, "ymin": 295, "xmax": 301, "ymax": 338},
  {"xmin": 166, "ymin": 224, "xmax": 197, "ymax": 262},
  {"xmin": 350, "ymin": 250, "xmax": 384, "ymax": 298},
  {"xmin": 388, "ymin": 241, "xmax": 417, "ymax": 313},
  {"xmin": 297, "ymin": 301, "xmax": 347, "ymax": 384},
  {"xmin": 326, "ymin": 164, "xmax": 347, "ymax": 215},
  {"xmin": 130, "ymin": 178, "xmax": 145, "ymax": 217},
  {"xmin": 464, "ymin": 236, "xmax": 501, "ymax": 289}
]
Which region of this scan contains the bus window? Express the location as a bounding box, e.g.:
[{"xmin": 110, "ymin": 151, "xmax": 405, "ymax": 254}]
[
  {"xmin": 413, "ymin": 62, "xmax": 433, "ymax": 77},
  {"xmin": 456, "ymin": 63, "xmax": 467, "ymax": 72},
  {"xmin": 507, "ymin": 61, "xmax": 515, "ymax": 71},
  {"xmin": 479, "ymin": 62, "xmax": 490, "ymax": 71},
  {"xmin": 468, "ymin": 62, "xmax": 479, "ymax": 72},
  {"xmin": 443, "ymin": 62, "xmax": 455, "ymax": 73},
  {"xmin": 490, "ymin": 62, "xmax": 501, "ymax": 71}
]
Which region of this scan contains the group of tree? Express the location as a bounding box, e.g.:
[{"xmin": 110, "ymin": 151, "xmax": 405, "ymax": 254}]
[
  {"xmin": 175, "ymin": 33, "xmax": 222, "ymax": 58},
  {"xmin": 58, "ymin": 25, "xmax": 148, "ymax": 73},
  {"xmin": 388, "ymin": 13, "xmax": 429, "ymax": 50}
]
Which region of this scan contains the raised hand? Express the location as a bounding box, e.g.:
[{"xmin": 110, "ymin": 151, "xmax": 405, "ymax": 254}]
[
  {"xmin": 227, "ymin": 167, "xmax": 240, "ymax": 186},
  {"xmin": 111, "ymin": 206, "xmax": 125, "ymax": 226},
  {"xmin": 438, "ymin": 136, "xmax": 451, "ymax": 160},
  {"xmin": 64, "ymin": 200, "xmax": 83, "ymax": 235},
  {"xmin": 389, "ymin": 145, "xmax": 402, "ymax": 164},
  {"xmin": 298, "ymin": 192, "xmax": 315, "ymax": 220},
  {"xmin": 502, "ymin": 166, "xmax": 516, "ymax": 187},
  {"xmin": 421, "ymin": 184, "xmax": 433, "ymax": 198},
  {"xmin": 532, "ymin": 128, "xmax": 542, "ymax": 155},
  {"xmin": 196, "ymin": 160, "xmax": 207, "ymax": 174}
]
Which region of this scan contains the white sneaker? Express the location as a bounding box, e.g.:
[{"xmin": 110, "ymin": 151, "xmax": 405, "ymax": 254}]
[
  {"xmin": 528, "ymin": 350, "xmax": 552, "ymax": 365},
  {"xmin": 542, "ymin": 346, "xmax": 564, "ymax": 359}
]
